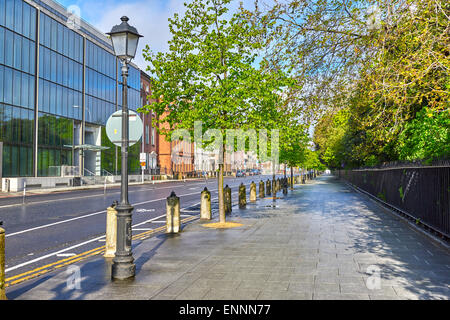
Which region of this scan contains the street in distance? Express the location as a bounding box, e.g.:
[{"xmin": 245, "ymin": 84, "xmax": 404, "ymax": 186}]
[{"xmin": 179, "ymin": 304, "xmax": 271, "ymax": 317}]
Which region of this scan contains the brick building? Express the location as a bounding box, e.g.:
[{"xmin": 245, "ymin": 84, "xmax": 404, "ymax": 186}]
[
  {"xmin": 157, "ymin": 111, "xmax": 195, "ymax": 177},
  {"xmin": 139, "ymin": 71, "xmax": 159, "ymax": 174}
]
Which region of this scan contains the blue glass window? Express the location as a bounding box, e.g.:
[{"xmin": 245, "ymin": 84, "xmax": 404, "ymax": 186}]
[
  {"xmin": 22, "ymin": 2, "xmax": 30, "ymax": 39},
  {"xmin": 5, "ymin": 29, "xmax": 13, "ymax": 67},
  {"xmin": 68, "ymin": 30, "xmax": 74, "ymax": 60},
  {"xmin": 56, "ymin": 84, "xmax": 62, "ymax": 116},
  {"xmin": 50, "ymin": 82, "xmax": 56, "ymax": 114},
  {"xmin": 42, "ymin": 79, "xmax": 49, "ymax": 113},
  {"xmin": 21, "ymin": 72, "xmax": 28, "ymax": 108},
  {"xmin": 29, "ymin": 73, "xmax": 34, "ymax": 104},
  {"xmin": 67, "ymin": 89, "xmax": 73, "ymax": 118},
  {"xmin": 0, "ymin": 65, "xmax": 3, "ymax": 103},
  {"xmin": 12, "ymin": 69, "xmax": 21, "ymax": 106},
  {"xmin": 44, "ymin": 14, "xmax": 50, "ymax": 48},
  {"xmin": 44, "ymin": 47, "xmax": 50, "ymax": 80},
  {"xmin": 63, "ymin": 27, "xmax": 68, "ymax": 57},
  {"xmin": 14, "ymin": 0, "xmax": 22, "ymax": 35},
  {"xmin": 38, "ymin": 78, "xmax": 43, "ymax": 110},
  {"xmin": 5, "ymin": 0, "xmax": 13, "ymax": 30},
  {"xmin": 0, "ymin": 0, "xmax": 5, "ymax": 27},
  {"xmin": 56, "ymin": 53, "xmax": 62, "ymax": 84},
  {"xmin": 50, "ymin": 18, "xmax": 57, "ymax": 51},
  {"xmin": 0, "ymin": 27, "xmax": 4, "ymax": 65},
  {"xmin": 50, "ymin": 50, "xmax": 56, "ymax": 82},
  {"xmin": 13, "ymin": 33, "xmax": 21, "ymax": 70},
  {"xmin": 57, "ymin": 22, "xmax": 63, "ymax": 54},
  {"xmin": 74, "ymin": 33, "xmax": 79, "ymax": 62},
  {"xmin": 62, "ymin": 56, "xmax": 68, "ymax": 87},
  {"xmin": 22, "ymin": 37, "xmax": 29, "ymax": 74},
  {"xmin": 29, "ymin": 40, "xmax": 35, "ymax": 74},
  {"xmin": 29, "ymin": 6, "xmax": 36, "ymax": 41},
  {"xmin": 68, "ymin": 59, "xmax": 73, "ymax": 88}
]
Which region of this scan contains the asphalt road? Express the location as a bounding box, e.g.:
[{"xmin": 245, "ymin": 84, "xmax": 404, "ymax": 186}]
[{"xmin": 0, "ymin": 174, "xmax": 283, "ymax": 282}]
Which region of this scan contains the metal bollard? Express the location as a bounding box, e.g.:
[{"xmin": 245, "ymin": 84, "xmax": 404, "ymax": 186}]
[
  {"xmin": 0, "ymin": 221, "xmax": 6, "ymax": 300},
  {"xmin": 283, "ymin": 179, "xmax": 288, "ymax": 195},
  {"xmin": 277, "ymin": 178, "xmax": 281, "ymax": 192},
  {"xmin": 104, "ymin": 201, "xmax": 118, "ymax": 258},
  {"xmin": 200, "ymin": 187, "xmax": 211, "ymax": 220},
  {"xmin": 266, "ymin": 179, "xmax": 271, "ymax": 196},
  {"xmin": 250, "ymin": 181, "xmax": 257, "ymax": 202},
  {"xmin": 224, "ymin": 185, "xmax": 232, "ymax": 215},
  {"xmin": 259, "ymin": 180, "xmax": 265, "ymax": 198},
  {"xmin": 239, "ymin": 183, "xmax": 247, "ymax": 208},
  {"xmin": 166, "ymin": 191, "xmax": 180, "ymax": 233}
]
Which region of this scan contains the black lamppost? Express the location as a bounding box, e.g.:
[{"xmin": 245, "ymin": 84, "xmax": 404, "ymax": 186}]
[{"xmin": 107, "ymin": 16, "xmax": 142, "ymax": 280}]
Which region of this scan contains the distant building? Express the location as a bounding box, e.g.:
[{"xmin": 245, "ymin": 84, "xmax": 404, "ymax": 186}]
[
  {"xmin": 139, "ymin": 71, "xmax": 159, "ymax": 174},
  {"xmin": 157, "ymin": 111, "xmax": 195, "ymax": 177}
]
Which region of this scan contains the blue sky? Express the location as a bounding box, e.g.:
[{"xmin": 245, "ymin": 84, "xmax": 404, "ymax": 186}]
[
  {"xmin": 55, "ymin": 0, "xmax": 257, "ymax": 71},
  {"xmin": 55, "ymin": 0, "xmax": 187, "ymax": 71}
]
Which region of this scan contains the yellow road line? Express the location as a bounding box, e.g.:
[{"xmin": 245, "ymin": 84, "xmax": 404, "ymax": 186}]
[{"xmin": 5, "ymin": 214, "xmax": 199, "ymax": 288}]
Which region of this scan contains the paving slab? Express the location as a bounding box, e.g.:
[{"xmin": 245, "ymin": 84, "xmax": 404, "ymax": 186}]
[{"xmin": 6, "ymin": 175, "xmax": 450, "ymax": 300}]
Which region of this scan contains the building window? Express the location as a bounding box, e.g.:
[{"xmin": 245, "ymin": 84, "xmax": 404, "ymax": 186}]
[
  {"xmin": 151, "ymin": 127, "xmax": 155, "ymax": 145},
  {"xmin": 145, "ymin": 125, "xmax": 149, "ymax": 145}
]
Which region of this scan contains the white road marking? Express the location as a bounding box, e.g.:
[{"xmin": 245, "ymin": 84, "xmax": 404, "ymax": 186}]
[
  {"xmin": 0, "ymin": 181, "xmax": 207, "ymax": 209},
  {"xmin": 136, "ymin": 208, "xmax": 155, "ymax": 213},
  {"xmin": 56, "ymin": 253, "xmax": 76, "ymax": 257},
  {"xmin": 5, "ymin": 235, "xmax": 106, "ymax": 272},
  {"xmin": 6, "ymin": 190, "xmax": 211, "ymax": 238},
  {"xmin": 133, "ymin": 228, "xmax": 153, "ymax": 231},
  {"xmin": 4, "ymin": 183, "xmax": 255, "ymax": 273}
]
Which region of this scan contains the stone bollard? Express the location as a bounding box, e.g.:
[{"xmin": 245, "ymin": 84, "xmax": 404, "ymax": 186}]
[
  {"xmin": 283, "ymin": 179, "xmax": 288, "ymax": 195},
  {"xmin": 166, "ymin": 191, "xmax": 180, "ymax": 233},
  {"xmin": 277, "ymin": 178, "xmax": 281, "ymax": 192},
  {"xmin": 259, "ymin": 180, "xmax": 265, "ymax": 198},
  {"xmin": 266, "ymin": 179, "xmax": 271, "ymax": 196},
  {"xmin": 272, "ymin": 178, "xmax": 277, "ymax": 197},
  {"xmin": 104, "ymin": 202, "xmax": 118, "ymax": 258},
  {"xmin": 0, "ymin": 222, "xmax": 6, "ymax": 300},
  {"xmin": 239, "ymin": 183, "xmax": 247, "ymax": 208},
  {"xmin": 250, "ymin": 181, "xmax": 257, "ymax": 202},
  {"xmin": 200, "ymin": 187, "xmax": 212, "ymax": 220},
  {"xmin": 224, "ymin": 185, "xmax": 232, "ymax": 215}
]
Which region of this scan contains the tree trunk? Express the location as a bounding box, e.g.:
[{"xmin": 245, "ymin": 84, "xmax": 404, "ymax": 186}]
[
  {"xmin": 290, "ymin": 166, "xmax": 293, "ymax": 189},
  {"xmin": 218, "ymin": 147, "xmax": 225, "ymax": 223}
]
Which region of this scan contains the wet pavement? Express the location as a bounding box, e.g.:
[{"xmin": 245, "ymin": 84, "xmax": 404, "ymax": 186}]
[{"xmin": 6, "ymin": 175, "xmax": 450, "ymax": 300}]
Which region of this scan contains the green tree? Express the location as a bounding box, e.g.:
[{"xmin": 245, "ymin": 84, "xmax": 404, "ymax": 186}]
[{"xmin": 142, "ymin": 0, "xmax": 290, "ymax": 223}]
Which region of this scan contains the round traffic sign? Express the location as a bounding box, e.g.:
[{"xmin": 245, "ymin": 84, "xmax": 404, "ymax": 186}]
[{"xmin": 106, "ymin": 110, "xmax": 143, "ymax": 147}]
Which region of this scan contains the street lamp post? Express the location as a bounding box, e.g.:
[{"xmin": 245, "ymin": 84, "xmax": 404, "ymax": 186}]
[{"xmin": 108, "ymin": 16, "xmax": 142, "ymax": 280}]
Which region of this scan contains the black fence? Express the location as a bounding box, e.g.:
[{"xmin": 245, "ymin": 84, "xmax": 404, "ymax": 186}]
[{"xmin": 335, "ymin": 162, "xmax": 450, "ymax": 239}]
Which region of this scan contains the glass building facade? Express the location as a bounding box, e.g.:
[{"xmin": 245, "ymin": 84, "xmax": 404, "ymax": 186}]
[{"xmin": 0, "ymin": 0, "xmax": 141, "ymax": 178}]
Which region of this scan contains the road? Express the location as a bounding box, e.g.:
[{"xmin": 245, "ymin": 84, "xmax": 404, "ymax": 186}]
[{"xmin": 0, "ymin": 174, "xmax": 283, "ymax": 284}]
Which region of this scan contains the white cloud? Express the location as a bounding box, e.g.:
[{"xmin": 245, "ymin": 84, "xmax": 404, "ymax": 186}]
[
  {"xmin": 83, "ymin": 0, "xmax": 186, "ymax": 71},
  {"xmin": 75, "ymin": 0, "xmax": 259, "ymax": 71}
]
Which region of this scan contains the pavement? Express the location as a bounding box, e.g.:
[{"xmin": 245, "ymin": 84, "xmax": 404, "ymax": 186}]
[{"xmin": 6, "ymin": 175, "xmax": 450, "ymax": 300}]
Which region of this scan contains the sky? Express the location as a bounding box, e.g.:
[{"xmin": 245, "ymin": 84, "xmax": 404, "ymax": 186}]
[{"xmin": 56, "ymin": 0, "xmax": 257, "ymax": 72}]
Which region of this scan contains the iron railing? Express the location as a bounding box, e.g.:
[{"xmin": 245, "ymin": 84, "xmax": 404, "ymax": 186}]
[{"xmin": 335, "ymin": 161, "xmax": 450, "ymax": 239}]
